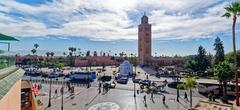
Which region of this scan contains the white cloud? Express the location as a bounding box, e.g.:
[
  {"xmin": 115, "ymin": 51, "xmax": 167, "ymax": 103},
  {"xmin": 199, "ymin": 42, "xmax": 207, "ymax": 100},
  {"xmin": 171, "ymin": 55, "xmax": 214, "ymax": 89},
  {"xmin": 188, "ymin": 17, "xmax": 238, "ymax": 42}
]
[{"xmin": 0, "ymin": 0, "xmax": 234, "ymax": 41}]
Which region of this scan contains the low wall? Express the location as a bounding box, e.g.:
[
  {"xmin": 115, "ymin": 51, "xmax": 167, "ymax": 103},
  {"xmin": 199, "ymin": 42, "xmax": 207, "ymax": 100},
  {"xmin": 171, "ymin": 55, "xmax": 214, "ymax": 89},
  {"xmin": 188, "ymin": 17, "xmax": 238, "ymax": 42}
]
[{"xmin": 0, "ymin": 80, "xmax": 21, "ymax": 110}]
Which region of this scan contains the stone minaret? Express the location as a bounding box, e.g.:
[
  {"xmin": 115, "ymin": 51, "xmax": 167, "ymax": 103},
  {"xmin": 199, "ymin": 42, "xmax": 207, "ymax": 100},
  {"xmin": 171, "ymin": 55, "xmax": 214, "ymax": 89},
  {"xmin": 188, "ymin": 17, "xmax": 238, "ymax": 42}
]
[{"xmin": 138, "ymin": 13, "xmax": 152, "ymax": 65}]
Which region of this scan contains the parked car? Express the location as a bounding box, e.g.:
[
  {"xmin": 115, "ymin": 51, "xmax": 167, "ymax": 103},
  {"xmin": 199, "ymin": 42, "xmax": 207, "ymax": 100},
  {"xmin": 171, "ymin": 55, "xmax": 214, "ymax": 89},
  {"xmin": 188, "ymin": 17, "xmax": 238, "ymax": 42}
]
[
  {"xmin": 58, "ymin": 73, "xmax": 65, "ymax": 77},
  {"xmin": 41, "ymin": 73, "xmax": 49, "ymax": 78},
  {"xmin": 133, "ymin": 78, "xmax": 141, "ymax": 83},
  {"xmin": 139, "ymin": 79, "xmax": 151, "ymax": 86},
  {"xmin": 100, "ymin": 76, "xmax": 112, "ymax": 82},
  {"xmin": 105, "ymin": 81, "xmax": 116, "ymax": 88},
  {"xmin": 117, "ymin": 77, "xmax": 128, "ymax": 84},
  {"xmin": 48, "ymin": 73, "xmax": 59, "ymax": 78}
]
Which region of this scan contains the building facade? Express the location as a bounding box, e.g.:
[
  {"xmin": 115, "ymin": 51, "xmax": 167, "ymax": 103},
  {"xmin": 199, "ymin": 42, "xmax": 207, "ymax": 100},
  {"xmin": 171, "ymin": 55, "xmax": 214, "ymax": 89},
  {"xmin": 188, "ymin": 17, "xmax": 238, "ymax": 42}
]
[{"xmin": 138, "ymin": 14, "xmax": 152, "ymax": 65}]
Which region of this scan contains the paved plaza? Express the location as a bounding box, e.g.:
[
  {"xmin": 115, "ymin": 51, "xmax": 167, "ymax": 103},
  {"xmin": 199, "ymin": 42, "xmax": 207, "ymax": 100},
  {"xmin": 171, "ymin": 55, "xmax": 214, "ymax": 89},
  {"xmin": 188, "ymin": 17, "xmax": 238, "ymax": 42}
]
[{"xmin": 28, "ymin": 66, "xmax": 209, "ymax": 110}]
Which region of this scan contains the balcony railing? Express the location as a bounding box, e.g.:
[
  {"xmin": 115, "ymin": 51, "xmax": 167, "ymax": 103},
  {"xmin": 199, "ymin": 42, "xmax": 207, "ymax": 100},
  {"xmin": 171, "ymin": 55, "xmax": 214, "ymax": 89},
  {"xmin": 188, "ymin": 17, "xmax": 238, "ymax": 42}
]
[{"xmin": 0, "ymin": 50, "xmax": 15, "ymax": 69}]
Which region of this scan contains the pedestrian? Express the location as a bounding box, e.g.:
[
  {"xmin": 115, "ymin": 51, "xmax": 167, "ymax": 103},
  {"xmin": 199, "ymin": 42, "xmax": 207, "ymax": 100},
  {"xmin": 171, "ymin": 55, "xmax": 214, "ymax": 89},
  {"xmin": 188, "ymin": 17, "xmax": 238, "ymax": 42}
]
[
  {"xmin": 162, "ymin": 95, "xmax": 165, "ymax": 105},
  {"xmin": 184, "ymin": 92, "xmax": 188, "ymax": 101},
  {"xmin": 137, "ymin": 90, "xmax": 139, "ymax": 94},
  {"xmin": 150, "ymin": 92, "xmax": 154, "ymax": 101},
  {"xmin": 98, "ymin": 83, "xmax": 102, "ymax": 93},
  {"xmin": 54, "ymin": 89, "xmax": 58, "ymax": 98},
  {"xmin": 212, "ymin": 93, "xmax": 216, "ymax": 102},
  {"xmin": 143, "ymin": 95, "xmax": 146, "ymax": 103},
  {"xmin": 143, "ymin": 95, "xmax": 147, "ymax": 107},
  {"xmin": 60, "ymin": 87, "xmax": 64, "ymax": 95},
  {"xmin": 37, "ymin": 84, "xmax": 40, "ymax": 90},
  {"xmin": 146, "ymin": 75, "xmax": 149, "ymax": 79}
]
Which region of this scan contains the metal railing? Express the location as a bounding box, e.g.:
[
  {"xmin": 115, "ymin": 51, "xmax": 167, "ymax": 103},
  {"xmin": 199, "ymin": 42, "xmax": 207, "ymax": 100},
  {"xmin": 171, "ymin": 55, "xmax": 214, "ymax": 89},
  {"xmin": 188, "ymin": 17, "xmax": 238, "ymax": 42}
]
[{"xmin": 0, "ymin": 50, "xmax": 15, "ymax": 69}]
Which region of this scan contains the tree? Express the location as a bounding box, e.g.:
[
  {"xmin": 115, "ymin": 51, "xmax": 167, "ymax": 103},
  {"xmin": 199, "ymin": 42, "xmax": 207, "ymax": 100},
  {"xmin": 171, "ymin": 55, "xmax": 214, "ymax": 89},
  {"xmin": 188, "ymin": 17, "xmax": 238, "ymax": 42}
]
[
  {"xmin": 34, "ymin": 43, "xmax": 39, "ymax": 49},
  {"xmin": 195, "ymin": 45, "xmax": 210, "ymax": 72},
  {"xmin": 31, "ymin": 49, "xmax": 36, "ymax": 55},
  {"xmin": 214, "ymin": 37, "xmax": 225, "ymax": 65},
  {"xmin": 63, "ymin": 52, "xmax": 66, "ymax": 56},
  {"xmin": 68, "ymin": 47, "xmax": 75, "ymax": 66},
  {"xmin": 86, "ymin": 51, "xmax": 91, "ymax": 56},
  {"xmin": 214, "ymin": 61, "xmax": 234, "ymax": 98},
  {"xmin": 225, "ymin": 50, "xmax": 240, "ymax": 67},
  {"xmin": 178, "ymin": 77, "xmax": 196, "ymax": 108},
  {"xmin": 46, "ymin": 52, "xmax": 50, "ymax": 57},
  {"xmin": 222, "ymin": 2, "xmax": 240, "ymax": 105},
  {"xmin": 185, "ymin": 59, "xmax": 197, "ymax": 73},
  {"xmin": 50, "ymin": 52, "xmax": 54, "ymax": 57},
  {"xmin": 93, "ymin": 51, "xmax": 97, "ymax": 56}
]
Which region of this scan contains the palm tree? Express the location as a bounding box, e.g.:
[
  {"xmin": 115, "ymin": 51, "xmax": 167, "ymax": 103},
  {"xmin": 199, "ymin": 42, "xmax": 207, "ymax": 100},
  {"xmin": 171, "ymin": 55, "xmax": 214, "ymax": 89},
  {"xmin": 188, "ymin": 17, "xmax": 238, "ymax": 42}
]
[
  {"xmin": 50, "ymin": 52, "xmax": 54, "ymax": 57},
  {"xmin": 73, "ymin": 48, "xmax": 77, "ymax": 56},
  {"xmin": 31, "ymin": 49, "xmax": 36, "ymax": 55},
  {"xmin": 46, "ymin": 52, "xmax": 50, "ymax": 57},
  {"xmin": 68, "ymin": 47, "xmax": 74, "ymax": 66},
  {"xmin": 214, "ymin": 61, "xmax": 234, "ymax": 98},
  {"xmin": 63, "ymin": 52, "xmax": 66, "ymax": 56},
  {"xmin": 178, "ymin": 77, "xmax": 196, "ymax": 108},
  {"xmin": 34, "ymin": 43, "xmax": 39, "ymax": 49},
  {"xmin": 222, "ymin": 2, "xmax": 240, "ymax": 105}
]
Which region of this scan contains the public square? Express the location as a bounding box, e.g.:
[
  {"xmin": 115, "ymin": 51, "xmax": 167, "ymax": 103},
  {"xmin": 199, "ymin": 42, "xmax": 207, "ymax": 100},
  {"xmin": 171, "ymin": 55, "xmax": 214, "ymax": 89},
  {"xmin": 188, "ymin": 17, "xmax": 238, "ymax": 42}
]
[{"xmin": 29, "ymin": 66, "xmax": 207, "ymax": 110}]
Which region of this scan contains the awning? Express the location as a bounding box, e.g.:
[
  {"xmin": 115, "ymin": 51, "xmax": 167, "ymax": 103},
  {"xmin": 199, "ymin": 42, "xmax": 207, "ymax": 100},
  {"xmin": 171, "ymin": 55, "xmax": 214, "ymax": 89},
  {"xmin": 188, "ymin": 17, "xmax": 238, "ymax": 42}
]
[{"xmin": 0, "ymin": 33, "xmax": 19, "ymax": 41}]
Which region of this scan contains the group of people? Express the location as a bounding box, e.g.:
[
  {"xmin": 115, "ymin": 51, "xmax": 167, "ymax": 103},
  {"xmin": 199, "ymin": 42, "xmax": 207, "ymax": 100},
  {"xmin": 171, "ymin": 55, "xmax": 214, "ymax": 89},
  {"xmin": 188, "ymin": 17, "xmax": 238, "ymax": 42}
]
[
  {"xmin": 53, "ymin": 83, "xmax": 75, "ymax": 98},
  {"xmin": 208, "ymin": 90, "xmax": 216, "ymax": 101},
  {"xmin": 98, "ymin": 82, "xmax": 112, "ymax": 94},
  {"xmin": 143, "ymin": 94, "xmax": 166, "ymax": 107}
]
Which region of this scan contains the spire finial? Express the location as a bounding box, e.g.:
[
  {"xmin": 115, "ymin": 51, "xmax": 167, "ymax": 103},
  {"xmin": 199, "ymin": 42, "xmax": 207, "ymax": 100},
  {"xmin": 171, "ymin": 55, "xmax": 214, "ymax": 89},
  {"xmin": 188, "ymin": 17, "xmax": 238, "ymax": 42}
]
[{"xmin": 144, "ymin": 11, "xmax": 146, "ymax": 16}]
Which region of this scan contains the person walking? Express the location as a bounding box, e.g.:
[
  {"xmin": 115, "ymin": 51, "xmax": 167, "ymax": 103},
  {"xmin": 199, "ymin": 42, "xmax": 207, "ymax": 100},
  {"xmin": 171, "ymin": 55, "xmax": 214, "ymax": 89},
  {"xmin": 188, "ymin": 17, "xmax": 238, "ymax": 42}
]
[
  {"xmin": 143, "ymin": 95, "xmax": 147, "ymax": 107},
  {"xmin": 150, "ymin": 92, "xmax": 154, "ymax": 101},
  {"xmin": 184, "ymin": 92, "xmax": 188, "ymax": 101},
  {"xmin": 98, "ymin": 82, "xmax": 102, "ymax": 93},
  {"xmin": 162, "ymin": 95, "xmax": 166, "ymax": 105},
  {"xmin": 54, "ymin": 89, "xmax": 58, "ymax": 98}
]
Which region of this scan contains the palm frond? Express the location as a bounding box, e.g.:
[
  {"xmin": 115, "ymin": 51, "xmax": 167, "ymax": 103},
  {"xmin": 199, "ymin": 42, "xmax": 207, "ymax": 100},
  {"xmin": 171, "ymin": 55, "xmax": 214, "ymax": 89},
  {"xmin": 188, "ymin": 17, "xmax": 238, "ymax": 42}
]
[
  {"xmin": 222, "ymin": 12, "xmax": 231, "ymax": 18},
  {"xmin": 232, "ymin": 2, "xmax": 240, "ymax": 9}
]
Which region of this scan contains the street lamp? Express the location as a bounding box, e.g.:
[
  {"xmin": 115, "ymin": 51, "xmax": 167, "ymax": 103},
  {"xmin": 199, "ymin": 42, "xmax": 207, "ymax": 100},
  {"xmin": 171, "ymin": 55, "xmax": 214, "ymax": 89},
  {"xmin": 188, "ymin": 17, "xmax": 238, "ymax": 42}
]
[
  {"xmin": 133, "ymin": 73, "xmax": 136, "ymax": 97},
  {"xmin": 133, "ymin": 55, "xmax": 137, "ymax": 98},
  {"xmin": 48, "ymin": 78, "xmax": 52, "ymax": 107},
  {"xmin": 61, "ymin": 77, "xmax": 65, "ymax": 110}
]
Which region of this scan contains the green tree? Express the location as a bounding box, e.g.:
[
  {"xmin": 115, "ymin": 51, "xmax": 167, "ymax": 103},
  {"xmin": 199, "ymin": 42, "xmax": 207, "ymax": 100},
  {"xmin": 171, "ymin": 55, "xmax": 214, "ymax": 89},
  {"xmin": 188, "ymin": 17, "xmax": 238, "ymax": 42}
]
[
  {"xmin": 214, "ymin": 61, "xmax": 234, "ymax": 98},
  {"xmin": 195, "ymin": 45, "xmax": 210, "ymax": 72},
  {"xmin": 86, "ymin": 50, "xmax": 91, "ymax": 56},
  {"xmin": 225, "ymin": 50, "xmax": 240, "ymax": 66},
  {"xmin": 222, "ymin": 2, "xmax": 240, "ymax": 105},
  {"xmin": 50, "ymin": 52, "xmax": 54, "ymax": 57},
  {"xmin": 31, "ymin": 49, "xmax": 36, "ymax": 55},
  {"xmin": 93, "ymin": 51, "xmax": 97, "ymax": 56},
  {"xmin": 178, "ymin": 77, "xmax": 196, "ymax": 108},
  {"xmin": 68, "ymin": 47, "xmax": 75, "ymax": 66},
  {"xmin": 185, "ymin": 59, "xmax": 197, "ymax": 73},
  {"xmin": 46, "ymin": 52, "xmax": 50, "ymax": 57},
  {"xmin": 34, "ymin": 43, "xmax": 39, "ymax": 49},
  {"xmin": 214, "ymin": 37, "xmax": 225, "ymax": 65},
  {"xmin": 56, "ymin": 63, "xmax": 64, "ymax": 69}
]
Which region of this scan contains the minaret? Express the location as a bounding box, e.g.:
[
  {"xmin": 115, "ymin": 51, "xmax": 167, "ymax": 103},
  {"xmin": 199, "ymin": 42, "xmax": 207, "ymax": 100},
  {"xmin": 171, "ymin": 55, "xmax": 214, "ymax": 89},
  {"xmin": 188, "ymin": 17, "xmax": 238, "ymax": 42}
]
[{"xmin": 138, "ymin": 13, "xmax": 152, "ymax": 65}]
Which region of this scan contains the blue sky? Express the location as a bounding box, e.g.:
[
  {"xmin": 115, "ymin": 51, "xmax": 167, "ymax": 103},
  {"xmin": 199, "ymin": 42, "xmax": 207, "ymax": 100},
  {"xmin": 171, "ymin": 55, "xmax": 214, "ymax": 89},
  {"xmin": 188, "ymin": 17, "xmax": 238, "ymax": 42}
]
[{"xmin": 0, "ymin": 0, "xmax": 239, "ymax": 56}]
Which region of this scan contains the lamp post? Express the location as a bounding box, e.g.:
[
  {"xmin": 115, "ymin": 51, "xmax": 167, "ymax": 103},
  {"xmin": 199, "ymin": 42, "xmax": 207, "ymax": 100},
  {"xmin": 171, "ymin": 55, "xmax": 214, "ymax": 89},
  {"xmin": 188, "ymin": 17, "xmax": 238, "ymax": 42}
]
[
  {"xmin": 133, "ymin": 73, "xmax": 136, "ymax": 97},
  {"xmin": 61, "ymin": 77, "xmax": 65, "ymax": 110},
  {"xmin": 48, "ymin": 78, "xmax": 52, "ymax": 107},
  {"xmin": 133, "ymin": 54, "xmax": 137, "ymax": 98}
]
